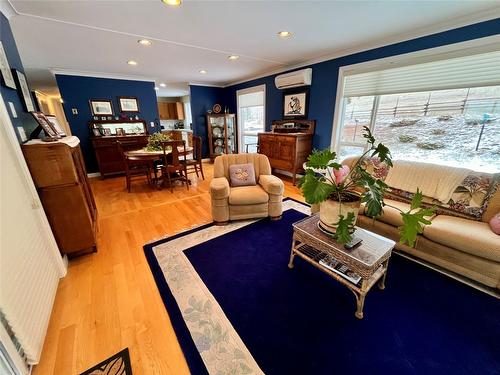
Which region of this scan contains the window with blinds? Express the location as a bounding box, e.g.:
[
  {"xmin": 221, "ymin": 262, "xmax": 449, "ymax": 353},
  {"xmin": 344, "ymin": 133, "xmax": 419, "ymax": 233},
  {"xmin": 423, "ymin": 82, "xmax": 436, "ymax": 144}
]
[
  {"xmin": 336, "ymin": 49, "xmax": 500, "ymax": 173},
  {"xmin": 237, "ymin": 85, "xmax": 266, "ymax": 153}
]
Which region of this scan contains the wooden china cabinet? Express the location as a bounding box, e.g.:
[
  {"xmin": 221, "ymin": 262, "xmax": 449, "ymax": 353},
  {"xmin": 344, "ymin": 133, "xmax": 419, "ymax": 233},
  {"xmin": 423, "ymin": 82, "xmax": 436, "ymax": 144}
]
[
  {"xmin": 258, "ymin": 120, "xmax": 315, "ymax": 185},
  {"xmin": 207, "ymin": 113, "xmax": 237, "ymax": 161}
]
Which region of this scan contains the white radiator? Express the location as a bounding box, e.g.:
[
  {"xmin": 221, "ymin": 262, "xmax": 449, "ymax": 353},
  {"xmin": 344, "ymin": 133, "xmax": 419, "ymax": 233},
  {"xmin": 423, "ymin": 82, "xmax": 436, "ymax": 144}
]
[{"xmin": 0, "ymin": 97, "xmax": 66, "ymax": 366}]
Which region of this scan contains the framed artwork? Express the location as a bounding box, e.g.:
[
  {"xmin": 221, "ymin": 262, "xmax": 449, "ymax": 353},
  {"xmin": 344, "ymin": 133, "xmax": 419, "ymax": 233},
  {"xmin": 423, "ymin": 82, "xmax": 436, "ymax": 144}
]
[
  {"xmin": 13, "ymin": 70, "xmax": 35, "ymax": 112},
  {"xmin": 45, "ymin": 115, "xmax": 67, "ymax": 137},
  {"xmin": 89, "ymin": 99, "xmax": 113, "ymax": 116},
  {"xmin": 283, "ymin": 89, "xmax": 309, "ymax": 119},
  {"xmin": 31, "ymin": 111, "xmax": 60, "ymax": 138},
  {"xmin": 118, "ymin": 96, "xmax": 139, "ymax": 112},
  {"xmin": 0, "ymin": 41, "xmax": 15, "ymax": 89}
]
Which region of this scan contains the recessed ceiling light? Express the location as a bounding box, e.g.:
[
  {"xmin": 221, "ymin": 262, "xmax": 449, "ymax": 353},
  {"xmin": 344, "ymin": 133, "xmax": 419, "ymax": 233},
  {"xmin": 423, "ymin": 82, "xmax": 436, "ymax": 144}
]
[
  {"xmin": 154, "ymin": 87, "xmax": 159, "ymax": 91},
  {"xmin": 159, "ymin": 83, "xmax": 167, "ymax": 87},
  {"xmin": 199, "ymin": 70, "xmax": 207, "ymax": 74},
  {"xmin": 127, "ymin": 60, "xmax": 138, "ymax": 66},
  {"xmin": 228, "ymin": 55, "xmax": 240, "ymax": 60},
  {"xmin": 162, "ymin": 0, "xmax": 181, "ymax": 6},
  {"xmin": 277, "ymin": 31, "xmax": 292, "ymax": 38},
  {"xmin": 138, "ymin": 39, "xmax": 152, "ymax": 46}
]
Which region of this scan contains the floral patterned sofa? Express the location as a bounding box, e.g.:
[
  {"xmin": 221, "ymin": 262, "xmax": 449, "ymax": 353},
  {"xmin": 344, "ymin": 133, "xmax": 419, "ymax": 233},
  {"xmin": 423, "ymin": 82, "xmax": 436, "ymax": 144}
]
[{"xmin": 343, "ymin": 157, "xmax": 500, "ymax": 290}]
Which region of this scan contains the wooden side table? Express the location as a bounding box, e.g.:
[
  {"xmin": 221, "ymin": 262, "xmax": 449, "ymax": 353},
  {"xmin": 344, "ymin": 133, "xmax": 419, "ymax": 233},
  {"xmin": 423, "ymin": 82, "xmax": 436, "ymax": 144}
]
[{"xmin": 289, "ymin": 214, "xmax": 396, "ymax": 319}]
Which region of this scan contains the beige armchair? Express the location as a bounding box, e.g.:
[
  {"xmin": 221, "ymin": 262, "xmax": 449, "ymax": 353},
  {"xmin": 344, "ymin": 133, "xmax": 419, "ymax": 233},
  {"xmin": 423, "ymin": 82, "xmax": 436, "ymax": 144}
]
[{"xmin": 210, "ymin": 154, "xmax": 284, "ymax": 224}]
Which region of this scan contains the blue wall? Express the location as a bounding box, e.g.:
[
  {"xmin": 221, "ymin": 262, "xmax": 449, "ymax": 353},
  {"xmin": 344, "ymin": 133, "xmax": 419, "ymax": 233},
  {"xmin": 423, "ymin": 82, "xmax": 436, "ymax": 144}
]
[
  {"xmin": 224, "ymin": 17, "xmax": 500, "ymax": 151},
  {"xmin": 189, "ymin": 85, "xmax": 229, "ymax": 157},
  {"xmin": 0, "ymin": 12, "xmax": 38, "ymax": 142},
  {"xmin": 56, "ymin": 74, "xmax": 160, "ymax": 173}
]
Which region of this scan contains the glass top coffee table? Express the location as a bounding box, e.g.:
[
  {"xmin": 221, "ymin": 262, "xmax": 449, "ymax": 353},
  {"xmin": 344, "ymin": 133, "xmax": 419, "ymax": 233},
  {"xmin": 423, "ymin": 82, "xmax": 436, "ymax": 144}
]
[{"xmin": 289, "ymin": 214, "xmax": 396, "ymax": 319}]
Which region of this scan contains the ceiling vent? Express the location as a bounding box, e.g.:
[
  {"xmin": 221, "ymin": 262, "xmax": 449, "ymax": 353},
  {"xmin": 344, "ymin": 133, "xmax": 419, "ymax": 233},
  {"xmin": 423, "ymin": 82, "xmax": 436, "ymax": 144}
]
[{"xmin": 275, "ymin": 68, "xmax": 312, "ymax": 89}]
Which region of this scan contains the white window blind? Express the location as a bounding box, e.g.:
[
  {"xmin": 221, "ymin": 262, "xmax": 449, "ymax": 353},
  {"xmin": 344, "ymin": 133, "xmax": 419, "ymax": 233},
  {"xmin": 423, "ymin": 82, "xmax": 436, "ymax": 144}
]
[
  {"xmin": 343, "ymin": 50, "xmax": 500, "ymax": 97},
  {"xmin": 238, "ymin": 91, "xmax": 264, "ymax": 107}
]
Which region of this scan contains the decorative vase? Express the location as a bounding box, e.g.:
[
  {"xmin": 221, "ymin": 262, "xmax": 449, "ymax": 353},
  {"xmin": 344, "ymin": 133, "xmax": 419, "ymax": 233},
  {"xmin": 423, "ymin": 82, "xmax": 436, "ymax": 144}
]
[{"xmin": 318, "ymin": 193, "xmax": 361, "ymax": 234}]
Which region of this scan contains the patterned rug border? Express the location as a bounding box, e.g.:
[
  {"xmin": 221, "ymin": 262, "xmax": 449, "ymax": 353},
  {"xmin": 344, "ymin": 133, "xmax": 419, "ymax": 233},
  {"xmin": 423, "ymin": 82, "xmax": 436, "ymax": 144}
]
[{"xmin": 143, "ymin": 197, "xmax": 307, "ymax": 375}]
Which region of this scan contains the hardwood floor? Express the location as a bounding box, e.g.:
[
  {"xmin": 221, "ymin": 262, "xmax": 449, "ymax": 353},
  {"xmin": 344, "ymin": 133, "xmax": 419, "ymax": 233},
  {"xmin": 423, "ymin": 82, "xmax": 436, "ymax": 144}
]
[{"xmin": 33, "ymin": 162, "xmax": 303, "ymax": 375}]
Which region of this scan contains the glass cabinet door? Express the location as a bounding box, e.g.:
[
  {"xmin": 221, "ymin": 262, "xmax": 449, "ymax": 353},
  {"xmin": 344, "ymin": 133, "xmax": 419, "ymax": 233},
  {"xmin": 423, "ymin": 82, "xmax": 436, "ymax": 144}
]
[
  {"xmin": 210, "ymin": 116, "xmax": 225, "ymax": 155},
  {"xmin": 226, "ymin": 115, "xmax": 236, "ymax": 154}
]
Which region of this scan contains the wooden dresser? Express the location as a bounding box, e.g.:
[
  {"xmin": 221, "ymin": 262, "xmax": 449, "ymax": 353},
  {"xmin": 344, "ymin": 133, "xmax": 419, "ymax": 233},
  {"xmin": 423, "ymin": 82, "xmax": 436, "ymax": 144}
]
[
  {"xmin": 258, "ymin": 120, "xmax": 315, "ymax": 185},
  {"xmin": 91, "ymin": 135, "xmax": 148, "ymax": 176},
  {"xmin": 22, "ymin": 136, "xmax": 98, "ymax": 258}
]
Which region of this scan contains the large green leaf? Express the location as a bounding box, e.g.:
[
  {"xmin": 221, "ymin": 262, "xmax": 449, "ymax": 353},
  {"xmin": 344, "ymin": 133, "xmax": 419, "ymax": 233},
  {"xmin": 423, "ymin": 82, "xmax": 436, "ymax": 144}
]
[
  {"xmin": 362, "ymin": 126, "xmax": 375, "ymax": 145},
  {"xmin": 300, "ymin": 169, "xmax": 335, "ymax": 204},
  {"xmin": 410, "ymin": 188, "xmax": 423, "ymax": 210},
  {"xmin": 332, "ymin": 212, "xmax": 356, "ymax": 244},
  {"xmin": 371, "ymin": 143, "xmax": 393, "ymax": 167},
  {"xmin": 305, "ymin": 149, "xmax": 340, "ymax": 170},
  {"xmin": 358, "ymin": 172, "xmax": 387, "ymax": 218},
  {"xmin": 399, "ymin": 207, "xmax": 435, "ymax": 247}
]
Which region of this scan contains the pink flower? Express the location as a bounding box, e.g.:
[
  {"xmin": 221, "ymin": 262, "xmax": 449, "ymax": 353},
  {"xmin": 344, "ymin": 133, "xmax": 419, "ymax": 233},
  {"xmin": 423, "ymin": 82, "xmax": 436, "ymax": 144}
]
[{"xmin": 333, "ymin": 165, "xmax": 350, "ymax": 185}]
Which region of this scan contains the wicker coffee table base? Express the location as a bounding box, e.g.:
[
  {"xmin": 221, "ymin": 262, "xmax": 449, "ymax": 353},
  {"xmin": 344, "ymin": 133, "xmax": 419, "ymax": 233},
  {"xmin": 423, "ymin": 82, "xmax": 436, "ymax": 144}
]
[{"xmin": 288, "ymin": 237, "xmax": 390, "ymax": 319}]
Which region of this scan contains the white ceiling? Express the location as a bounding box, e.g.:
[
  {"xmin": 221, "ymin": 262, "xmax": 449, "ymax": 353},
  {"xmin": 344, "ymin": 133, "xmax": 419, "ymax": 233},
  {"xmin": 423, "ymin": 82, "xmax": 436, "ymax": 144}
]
[{"xmin": 6, "ymin": 0, "xmax": 500, "ymax": 96}]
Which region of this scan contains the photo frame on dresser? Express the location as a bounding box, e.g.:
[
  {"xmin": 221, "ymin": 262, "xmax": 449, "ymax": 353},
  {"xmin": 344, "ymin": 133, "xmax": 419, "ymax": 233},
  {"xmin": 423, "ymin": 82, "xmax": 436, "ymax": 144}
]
[
  {"xmin": 31, "ymin": 111, "xmax": 60, "ymax": 138},
  {"xmin": 0, "ymin": 41, "xmax": 16, "ymax": 89},
  {"xmin": 118, "ymin": 96, "xmax": 139, "ymax": 112},
  {"xmin": 283, "ymin": 88, "xmax": 309, "ymax": 119},
  {"xmin": 89, "ymin": 99, "xmax": 113, "ymax": 116},
  {"xmin": 13, "ymin": 69, "xmax": 35, "ymax": 111}
]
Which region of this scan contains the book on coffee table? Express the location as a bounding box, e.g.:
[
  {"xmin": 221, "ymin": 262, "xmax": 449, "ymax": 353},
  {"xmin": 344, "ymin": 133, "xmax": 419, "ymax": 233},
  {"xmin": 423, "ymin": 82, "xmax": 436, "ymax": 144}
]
[{"xmin": 319, "ymin": 254, "xmax": 362, "ymax": 285}]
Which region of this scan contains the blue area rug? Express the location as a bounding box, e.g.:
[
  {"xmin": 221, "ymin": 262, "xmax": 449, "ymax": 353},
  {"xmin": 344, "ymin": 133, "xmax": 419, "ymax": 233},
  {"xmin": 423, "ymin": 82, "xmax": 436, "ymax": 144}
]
[{"xmin": 144, "ymin": 201, "xmax": 500, "ymax": 375}]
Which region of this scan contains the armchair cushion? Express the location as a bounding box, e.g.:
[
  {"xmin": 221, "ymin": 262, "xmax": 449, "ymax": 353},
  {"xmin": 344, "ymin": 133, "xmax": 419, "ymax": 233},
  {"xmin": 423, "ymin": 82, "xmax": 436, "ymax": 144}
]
[
  {"xmin": 259, "ymin": 175, "xmax": 284, "ymax": 195},
  {"xmin": 229, "ymin": 163, "xmax": 256, "ymax": 187},
  {"xmin": 210, "ymin": 177, "xmax": 230, "ymax": 200},
  {"xmin": 229, "ymin": 185, "xmax": 269, "ymax": 205}
]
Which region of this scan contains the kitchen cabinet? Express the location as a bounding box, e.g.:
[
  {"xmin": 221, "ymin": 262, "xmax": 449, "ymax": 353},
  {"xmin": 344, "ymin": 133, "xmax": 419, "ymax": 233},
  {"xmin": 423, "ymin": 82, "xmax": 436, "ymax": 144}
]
[{"xmin": 158, "ymin": 101, "xmax": 185, "ymax": 120}]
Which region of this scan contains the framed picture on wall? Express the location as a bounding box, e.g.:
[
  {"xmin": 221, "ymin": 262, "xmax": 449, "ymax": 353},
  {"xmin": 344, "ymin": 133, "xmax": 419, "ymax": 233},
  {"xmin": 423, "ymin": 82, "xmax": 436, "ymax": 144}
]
[
  {"xmin": 0, "ymin": 41, "xmax": 16, "ymax": 89},
  {"xmin": 283, "ymin": 88, "xmax": 309, "ymax": 119},
  {"xmin": 31, "ymin": 111, "xmax": 60, "ymax": 138},
  {"xmin": 118, "ymin": 96, "xmax": 139, "ymax": 112},
  {"xmin": 13, "ymin": 69, "xmax": 35, "ymax": 112},
  {"xmin": 89, "ymin": 99, "xmax": 113, "ymax": 116}
]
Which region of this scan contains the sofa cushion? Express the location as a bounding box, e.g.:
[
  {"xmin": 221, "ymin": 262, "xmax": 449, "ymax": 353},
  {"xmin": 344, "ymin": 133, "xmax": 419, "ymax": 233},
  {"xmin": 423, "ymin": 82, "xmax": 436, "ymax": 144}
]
[
  {"xmin": 422, "ymin": 215, "xmax": 500, "ymax": 262},
  {"xmin": 229, "ymin": 185, "xmax": 269, "ymax": 205},
  {"xmin": 385, "ymin": 172, "xmax": 500, "ymax": 221},
  {"xmin": 365, "ymin": 199, "xmax": 435, "ymax": 227}
]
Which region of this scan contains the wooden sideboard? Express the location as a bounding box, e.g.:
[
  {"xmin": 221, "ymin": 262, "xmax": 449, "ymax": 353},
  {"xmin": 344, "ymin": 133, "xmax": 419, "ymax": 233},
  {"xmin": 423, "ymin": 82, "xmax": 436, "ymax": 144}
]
[
  {"xmin": 258, "ymin": 120, "xmax": 315, "ymax": 185},
  {"xmin": 22, "ymin": 136, "xmax": 97, "ymax": 258},
  {"xmin": 91, "ymin": 135, "xmax": 149, "ymax": 176}
]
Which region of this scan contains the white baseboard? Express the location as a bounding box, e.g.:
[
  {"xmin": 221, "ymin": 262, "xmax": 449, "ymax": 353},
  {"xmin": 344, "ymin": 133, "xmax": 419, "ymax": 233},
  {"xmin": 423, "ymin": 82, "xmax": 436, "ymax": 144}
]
[{"xmin": 87, "ymin": 172, "xmax": 101, "ymax": 178}]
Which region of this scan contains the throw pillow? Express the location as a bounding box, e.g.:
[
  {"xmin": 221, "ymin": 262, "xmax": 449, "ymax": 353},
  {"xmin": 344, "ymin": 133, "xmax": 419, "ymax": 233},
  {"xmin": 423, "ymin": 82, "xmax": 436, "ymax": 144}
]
[
  {"xmin": 229, "ymin": 163, "xmax": 256, "ymax": 187},
  {"xmin": 490, "ymin": 213, "xmax": 500, "ymax": 235}
]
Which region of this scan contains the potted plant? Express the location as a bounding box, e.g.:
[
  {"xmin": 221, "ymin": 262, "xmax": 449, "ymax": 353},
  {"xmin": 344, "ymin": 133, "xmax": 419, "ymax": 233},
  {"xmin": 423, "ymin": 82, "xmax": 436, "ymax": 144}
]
[
  {"xmin": 299, "ymin": 127, "xmax": 434, "ymax": 246},
  {"xmin": 145, "ymin": 132, "xmax": 172, "ymax": 151}
]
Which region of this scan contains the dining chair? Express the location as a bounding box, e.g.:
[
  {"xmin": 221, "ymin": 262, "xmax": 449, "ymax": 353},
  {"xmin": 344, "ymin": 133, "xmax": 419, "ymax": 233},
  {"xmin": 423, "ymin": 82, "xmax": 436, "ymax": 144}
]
[
  {"xmin": 181, "ymin": 135, "xmax": 204, "ymax": 180},
  {"xmin": 117, "ymin": 141, "xmax": 153, "ymax": 192},
  {"xmin": 159, "ymin": 140, "xmax": 189, "ymax": 193}
]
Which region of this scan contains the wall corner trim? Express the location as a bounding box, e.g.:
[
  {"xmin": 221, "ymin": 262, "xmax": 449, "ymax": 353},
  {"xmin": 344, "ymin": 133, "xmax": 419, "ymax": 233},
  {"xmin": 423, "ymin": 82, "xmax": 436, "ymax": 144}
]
[
  {"xmin": 51, "ymin": 68, "xmax": 156, "ymax": 83},
  {"xmin": 0, "ymin": 0, "xmax": 18, "ymax": 19}
]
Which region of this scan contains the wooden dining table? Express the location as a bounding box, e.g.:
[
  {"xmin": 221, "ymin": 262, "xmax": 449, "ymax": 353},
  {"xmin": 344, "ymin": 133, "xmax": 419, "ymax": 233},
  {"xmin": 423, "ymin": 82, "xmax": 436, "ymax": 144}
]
[
  {"xmin": 124, "ymin": 146, "xmax": 193, "ymax": 189},
  {"xmin": 124, "ymin": 146, "xmax": 193, "ymax": 160}
]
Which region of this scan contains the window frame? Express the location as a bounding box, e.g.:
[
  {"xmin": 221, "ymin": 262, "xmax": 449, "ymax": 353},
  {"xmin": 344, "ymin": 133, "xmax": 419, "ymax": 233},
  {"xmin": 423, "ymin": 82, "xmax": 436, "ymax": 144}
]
[
  {"xmin": 236, "ymin": 84, "xmax": 266, "ymax": 153},
  {"xmin": 330, "ymin": 35, "xmax": 500, "ymax": 154}
]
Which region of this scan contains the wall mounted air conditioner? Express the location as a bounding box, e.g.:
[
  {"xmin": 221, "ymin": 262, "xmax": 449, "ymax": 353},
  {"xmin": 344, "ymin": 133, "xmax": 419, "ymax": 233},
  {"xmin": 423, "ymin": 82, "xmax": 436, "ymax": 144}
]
[{"xmin": 275, "ymin": 68, "xmax": 312, "ymax": 89}]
